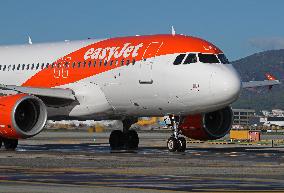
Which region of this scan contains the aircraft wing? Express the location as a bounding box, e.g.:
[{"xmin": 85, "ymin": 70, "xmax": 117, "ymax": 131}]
[
  {"xmin": 0, "ymin": 84, "xmax": 76, "ymax": 100},
  {"xmin": 242, "ymin": 73, "xmax": 281, "ymax": 88},
  {"xmin": 242, "ymin": 80, "xmax": 280, "ymax": 88}
]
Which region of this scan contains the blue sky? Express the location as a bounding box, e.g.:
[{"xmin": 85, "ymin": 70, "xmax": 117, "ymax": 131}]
[{"xmin": 0, "ymin": 0, "xmax": 283, "ymax": 60}]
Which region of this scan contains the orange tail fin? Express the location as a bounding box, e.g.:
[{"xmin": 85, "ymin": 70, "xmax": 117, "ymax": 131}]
[{"xmin": 265, "ymin": 73, "xmax": 276, "ymax": 81}]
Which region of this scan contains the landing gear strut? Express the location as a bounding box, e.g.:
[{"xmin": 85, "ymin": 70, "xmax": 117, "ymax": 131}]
[
  {"xmin": 0, "ymin": 138, "xmax": 18, "ymax": 150},
  {"xmin": 109, "ymin": 118, "xmax": 139, "ymax": 150},
  {"xmin": 166, "ymin": 115, "xmax": 186, "ymax": 152}
]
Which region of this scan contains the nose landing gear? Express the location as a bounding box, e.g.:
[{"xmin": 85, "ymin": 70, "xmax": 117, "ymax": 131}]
[
  {"xmin": 109, "ymin": 118, "xmax": 139, "ymax": 150},
  {"xmin": 108, "ymin": 116, "xmax": 186, "ymax": 152},
  {"xmin": 166, "ymin": 115, "xmax": 186, "ymax": 152}
]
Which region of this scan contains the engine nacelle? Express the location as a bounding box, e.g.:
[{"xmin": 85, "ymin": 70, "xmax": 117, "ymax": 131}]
[
  {"xmin": 179, "ymin": 106, "xmax": 233, "ymax": 140},
  {"xmin": 0, "ymin": 94, "xmax": 47, "ymax": 139}
]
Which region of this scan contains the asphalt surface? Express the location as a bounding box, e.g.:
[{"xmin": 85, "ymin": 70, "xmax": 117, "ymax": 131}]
[{"xmin": 0, "ymin": 131, "xmax": 284, "ymax": 193}]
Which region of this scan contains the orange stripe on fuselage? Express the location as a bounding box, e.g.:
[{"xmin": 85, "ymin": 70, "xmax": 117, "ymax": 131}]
[{"xmin": 22, "ymin": 34, "xmax": 222, "ymax": 88}]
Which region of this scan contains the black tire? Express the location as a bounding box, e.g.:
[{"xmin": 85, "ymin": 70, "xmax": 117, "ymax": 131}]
[
  {"xmin": 109, "ymin": 130, "xmax": 124, "ymax": 150},
  {"xmin": 167, "ymin": 137, "xmax": 178, "ymax": 152},
  {"xmin": 3, "ymin": 139, "xmax": 18, "ymax": 150},
  {"xmin": 177, "ymin": 137, "xmax": 186, "ymax": 152},
  {"xmin": 125, "ymin": 130, "xmax": 139, "ymax": 149}
]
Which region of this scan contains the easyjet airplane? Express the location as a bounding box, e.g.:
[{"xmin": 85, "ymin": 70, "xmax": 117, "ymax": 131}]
[{"xmin": 0, "ymin": 33, "xmax": 280, "ymax": 152}]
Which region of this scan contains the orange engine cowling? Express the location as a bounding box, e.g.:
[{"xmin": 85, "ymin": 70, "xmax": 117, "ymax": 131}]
[
  {"xmin": 179, "ymin": 106, "xmax": 233, "ymax": 140},
  {"xmin": 0, "ymin": 94, "xmax": 47, "ymax": 139}
]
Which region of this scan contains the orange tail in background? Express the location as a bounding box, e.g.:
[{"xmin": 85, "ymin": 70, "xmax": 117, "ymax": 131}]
[
  {"xmin": 265, "ymin": 73, "xmax": 277, "ymax": 90},
  {"xmin": 265, "ymin": 73, "xmax": 276, "ymax": 81}
]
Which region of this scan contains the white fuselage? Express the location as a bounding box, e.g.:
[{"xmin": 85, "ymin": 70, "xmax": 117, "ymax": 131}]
[{"xmin": 0, "ymin": 35, "xmax": 241, "ymax": 120}]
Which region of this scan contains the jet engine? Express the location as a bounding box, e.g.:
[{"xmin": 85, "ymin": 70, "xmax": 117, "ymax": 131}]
[
  {"xmin": 179, "ymin": 106, "xmax": 233, "ymax": 140},
  {"xmin": 0, "ymin": 94, "xmax": 47, "ymax": 139}
]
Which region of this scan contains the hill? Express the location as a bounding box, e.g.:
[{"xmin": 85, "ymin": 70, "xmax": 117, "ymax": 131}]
[{"xmin": 232, "ymin": 49, "xmax": 284, "ymax": 111}]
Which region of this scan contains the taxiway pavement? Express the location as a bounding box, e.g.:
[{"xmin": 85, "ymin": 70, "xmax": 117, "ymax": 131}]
[{"xmin": 0, "ymin": 131, "xmax": 284, "ymax": 193}]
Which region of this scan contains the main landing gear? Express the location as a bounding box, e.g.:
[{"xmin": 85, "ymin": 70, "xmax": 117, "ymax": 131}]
[
  {"xmin": 109, "ymin": 118, "xmax": 139, "ymax": 150},
  {"xmin": 166, "ymin": 115, "xmax": 186, "ymax": 152},
  {"xmin": 0, "ymin": 138, "xmax": 18, "ymax": 150},
  {"xmin": 108, "ymin": 116, "xmax": 186, "ymax": 152}
]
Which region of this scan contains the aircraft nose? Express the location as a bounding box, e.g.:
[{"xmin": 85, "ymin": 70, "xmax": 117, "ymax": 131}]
[{"xmin": 210, "ymin": 65, "xmax": 241, "ymax": 104}]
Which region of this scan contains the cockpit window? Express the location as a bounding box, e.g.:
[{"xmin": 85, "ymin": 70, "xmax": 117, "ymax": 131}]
[
  {"xmin": 218, "ymin": 54, "xmax": 230, "ymax": 64},
  {"xmin": 173, "ymin": 54, "xmax": 186, "ymax": 65},
  {"xmin": 183, "ymin": 53, "xmax": 197, "ymax": 64},
  {"xmin": 198, "ymin": 53, "xmax": 220, "ymax": 64}
]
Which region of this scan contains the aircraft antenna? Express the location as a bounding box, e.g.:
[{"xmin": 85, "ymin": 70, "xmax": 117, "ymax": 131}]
[
  {"xmin": 28, "ymin": 36, "xmax": 33, "ymax": 45},
  {"xmin": 171, "ymin": 26, "xmax": 176, "ymax": 36}
]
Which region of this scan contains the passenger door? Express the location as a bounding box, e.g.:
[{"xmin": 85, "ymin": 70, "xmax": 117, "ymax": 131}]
[{"xmin": 139, "ymin": 42, "xmax": 162, "ymax": 84}]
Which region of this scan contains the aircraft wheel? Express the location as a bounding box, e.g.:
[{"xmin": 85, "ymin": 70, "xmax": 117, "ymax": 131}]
[
  {"xmin": 3, "ymin": 138, "xmax": 18, "ymax": 150},
  {"xmin": 167, "ymin": 137, "xmax": 178, "ymax": 152},
  {"xmin": 109, "ymin": 130, "xmax": 124, "ymax": 150},
  {"xmin": 125, "ymin": 130, "xmax": 139, "ymax": 149},
  {"xmin": 177, "ymin": 137, "xmax": 186, "ymax": 152}
]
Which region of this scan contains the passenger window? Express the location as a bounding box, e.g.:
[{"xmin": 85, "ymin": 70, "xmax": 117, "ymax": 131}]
[
  {"xmin": 22, "ymin": 64, "xmax": 25, "ymax": 70},
  {"xmin": 88, "ymin": 61, "xmax": 92, "ymax": 67},
  {"xmin": 115, "ymin": 60, "xmax": 119, "ymax": 66},
  {"xmin": 26, "ymin": 64, "xmax": 30, "ymax": 70},
  {"xmin": 99, "ymin": 60, "xmax": 102, "ymax": 67},
  {"xmin": 36, "ymin": 63, "xmax": 39, "ymax": 70},
  {"xmin": 46, "ymin": 63, "xmax": 50, "ymax": 68},
  {"xmin": 93, "ymin": 60, "xmax": 96, "ymax": 67},
  {"xmin": 121, "ymin": 59, "xmax": 124, "ymax": 66},
  {"xmin": 173, "ymin": 54, "xmax": 186, "ymax": 65},
  {"xmin": 109, "ymin": 60, "xmax": 113, "ymax": 66},
  {"xmin": 83, "ymin": 61, "xmax": 86, "ymax": 68},
  {"xmin": 12, "ymin": 65, "xmax": 15, "ymax": 71},
  {"xmin": 17, "ymin": 64, "xmax": 21, "ymax": 70},
  {"xmin": 104, "ymin": 60, "xmax": 108, "ymax": 66},
  {"xmin": 72, "ymin": 62, "xmax": 76, "ymax": 68},
  {"xmin": 184, "ymin": 54, "xmax": 197, "ymax": 64},
  {"xmin": 0, "ymin": 65, "xmax": 2, "ymax": 70},
  {"xmin": 3, "ymin": 65, "xmax": 6, "ymax": 71},
  {"xmin": 41, "ymin": 63, "xmax": 45, "ymax": 69},
  {"xmin": 198, "ymin": 53, "xmax": 220, "ymax": 64},
  {"xmin": 126, "ymin": 59, "xmax": 130, "ymax": 65},
  {"xmin": 132, "ymin": 59, "xmax": 136, "ymax": 65},
  {"xmin": 31, "ymin": 63, "xmax": 35, "ymax": 70},
  {"xmin": 78, "ymin": 62, "xmax": 81, "ymax": 68}
]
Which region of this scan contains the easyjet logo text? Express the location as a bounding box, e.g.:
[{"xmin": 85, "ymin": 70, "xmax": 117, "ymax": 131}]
[{"xmin": 84, "ymin": 43, "xmax": 143, "ymax": 61}]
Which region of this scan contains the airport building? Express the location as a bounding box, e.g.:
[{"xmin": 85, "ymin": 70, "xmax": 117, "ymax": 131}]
[
  {"xmin": 232, "ymin": 109, "xmax": 256, "ymax": 126},
  {"xmin": 272, "ymin": 109, "xmax": 284, "ymax": 117},
  {"xmin": 261, "ymin": 109, "xmax": 284, "ymax": 117},
  {"xmin": 260, "ymin": 116, "xmax": 284, "ymax": 127}
]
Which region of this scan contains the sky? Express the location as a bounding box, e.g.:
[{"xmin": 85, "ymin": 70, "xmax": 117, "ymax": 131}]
[{"xmin": 0, "ymin": 0, "xmax": 284, "ymax": 60}]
